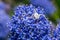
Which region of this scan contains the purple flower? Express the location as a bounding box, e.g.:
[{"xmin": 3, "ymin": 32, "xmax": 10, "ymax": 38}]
[
  {"xmin": 0, "ymin": 2, "xmax": 10, "ymax": 38},
  {"xmin": 0, "ymin": 10, "xmax": 10, "ymax": 38}
]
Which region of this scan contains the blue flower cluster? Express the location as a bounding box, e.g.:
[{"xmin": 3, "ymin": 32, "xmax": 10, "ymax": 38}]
[
  {"xmin": 0, "ymin": 2, "xmax": 10, "ymax": 38},
  {"xmin": 30, "ymin": 0, "xmax": 56, "ymax": 15},
  {"xmin": 0, "ymin": 0, "xmax": 58, "ymax": 40},
  {"xmin": 8, "ymin": 4, "xmax": 53, "ymax": 40},
  {"xmin": 52, "ymin": 23, "xmax": 60, "ymax": 40}
]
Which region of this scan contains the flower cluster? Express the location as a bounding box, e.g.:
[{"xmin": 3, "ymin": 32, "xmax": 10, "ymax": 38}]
[
  {"xmin": 52, "ymin": 23, "xmax": 60, "ymax": 40},
  {"xmin": 0, "ymin": 0, "xmax": 58, "ymax": 40},
  {"xmin": 30, "ymin": 0, "xmax": 56, "ymax": 15},
  {"xmin": 8, "ymin": 4, "xmax": 53, "ymax": 40},
  {"xmin": 0, "ymin": 2, "xmax": 10, "ymax": 38}
]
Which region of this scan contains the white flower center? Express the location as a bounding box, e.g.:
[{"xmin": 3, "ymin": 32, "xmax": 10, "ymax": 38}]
[{"xmin": 33, "ymin": 12, "xmax": 40, "ymax": 19}]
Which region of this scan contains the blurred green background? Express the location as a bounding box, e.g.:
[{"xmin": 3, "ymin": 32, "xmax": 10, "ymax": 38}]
[{"xmin": 4, "ymin": 0, "xmax": 60, "ymax": 24}]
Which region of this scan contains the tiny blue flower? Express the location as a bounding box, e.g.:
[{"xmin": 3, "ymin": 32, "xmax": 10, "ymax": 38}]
[{"xmin": 42, "ymin": 34, "xmax": 52, "ymax": 40}]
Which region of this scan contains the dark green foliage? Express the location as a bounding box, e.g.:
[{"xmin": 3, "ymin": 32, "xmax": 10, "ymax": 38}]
[
  {"xmin": 13, "ymin": 0, "xmax": 29, "ymax": 4},
  {"xmin": 55, "ymin": 0, "xmax": 60, "ymax": 9}
]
